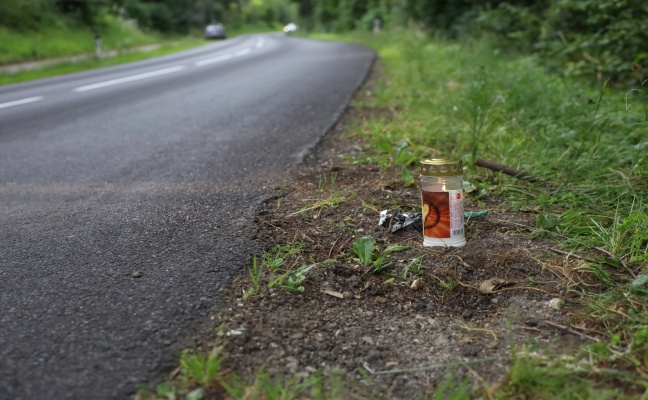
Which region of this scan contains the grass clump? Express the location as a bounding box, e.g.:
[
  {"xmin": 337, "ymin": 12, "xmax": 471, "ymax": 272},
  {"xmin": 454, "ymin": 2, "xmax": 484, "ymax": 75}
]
[
  {"xmin": 136, "ymin": 339, "xmax": 345, "ymax": 400},
  {"xmin": 243, "ymin": 243, "xmax": 314, "ymax": 299}
]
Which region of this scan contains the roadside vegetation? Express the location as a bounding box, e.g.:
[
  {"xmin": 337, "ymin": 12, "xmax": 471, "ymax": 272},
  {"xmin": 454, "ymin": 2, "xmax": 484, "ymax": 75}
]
[
  {"xmin": 3, "ymin": 0, "xmax": 645, "ymax": 398},
  {"xmin": 0, "ymin": 0, "xmax": 298, "ymax": 84},
  {"xmin": 135, "ymin": 27, "xmax": 647, "ymax": 399}
]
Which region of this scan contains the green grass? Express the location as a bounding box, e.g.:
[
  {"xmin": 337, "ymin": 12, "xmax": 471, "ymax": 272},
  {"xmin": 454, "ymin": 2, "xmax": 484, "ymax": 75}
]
[
  {"xmin": 136, "ymin": 337, "xmax": 346, "ymax": 400},
  {"xmin": 322, "ymin": 28, "xmax": 647, "ymax": 267},
  {"xmin": 0, "ymin": 21, "xmax": 279, "ymax": 85},
  {"xmin": 0, "ymin": 15, "xmax": 161, "ymax": 65},
  {"xmin": 0, "ymin": 40, "xmax": 206, "ymax": 85},
  {"xmin": 314, "ymin": 28, "xmax": 648, "ymax": 397}
]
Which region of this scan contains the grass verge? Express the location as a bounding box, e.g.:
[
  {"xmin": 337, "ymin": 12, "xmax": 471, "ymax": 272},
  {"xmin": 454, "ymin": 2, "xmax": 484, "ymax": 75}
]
[
  {"xmin": 0, "ymin": 22, "xmax": 279, "ymax": 85},
  {"xmin": 138, "ymin": 28, "xmax": 647, "ymax": 399}
]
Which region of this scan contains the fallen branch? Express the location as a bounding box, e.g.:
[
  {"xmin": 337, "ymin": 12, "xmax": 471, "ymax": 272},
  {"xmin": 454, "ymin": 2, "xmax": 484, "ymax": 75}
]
[{"xmin": 475, "ymin": 159, "xmax": 542, "ymax": 183}]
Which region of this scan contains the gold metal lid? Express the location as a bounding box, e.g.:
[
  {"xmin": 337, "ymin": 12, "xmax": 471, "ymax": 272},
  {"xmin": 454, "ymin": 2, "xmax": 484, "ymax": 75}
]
[{"xmin": 420, "ymin": 158, "xmax": 463, "ymax": 176}]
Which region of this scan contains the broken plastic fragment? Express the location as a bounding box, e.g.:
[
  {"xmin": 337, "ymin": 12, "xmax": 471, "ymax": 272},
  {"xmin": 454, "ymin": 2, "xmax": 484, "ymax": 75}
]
[
  {"xmin": 464, "ymin": 210, "xmax": 489, "ymax": 219},
  {"xmin": 226, "ymin": 327, "xmax": 246, "ymax": 336},
  {"xmin": 379, "ymin": 209, "xmax": 489, "ymax": 233},
  {"xmin": 378, "ymin": 210, "xmax": 422, "ymax": 233}
]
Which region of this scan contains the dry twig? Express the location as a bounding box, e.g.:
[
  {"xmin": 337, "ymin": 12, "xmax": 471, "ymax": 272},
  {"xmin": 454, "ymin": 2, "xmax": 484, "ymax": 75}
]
[
  {"xmin": 459, "ymin": 324, "xmax": 499, "ymax": 348},
  {"xmin": 550, "ymin": 247, "xmax": 595, "ymax": 262},
  {"xmin": 475, "ymin": 158, "xmax": 543, "ymax": 183},
  {"xmin": 543, "ymin": 320, "xmax": 601, "ymax": 342}
]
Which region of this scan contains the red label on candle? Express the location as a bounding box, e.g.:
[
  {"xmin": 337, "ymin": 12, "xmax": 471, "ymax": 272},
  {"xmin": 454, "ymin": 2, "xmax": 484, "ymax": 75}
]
[{"xmin": 422, "ymin": 190, "xmax": 451, "ymax": 238}]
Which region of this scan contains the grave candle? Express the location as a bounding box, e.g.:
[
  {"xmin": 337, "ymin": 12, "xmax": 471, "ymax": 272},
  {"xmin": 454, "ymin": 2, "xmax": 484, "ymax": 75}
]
[{"xmin": 420, "ymin": 158, "xmax": 466, "ymax": 247}]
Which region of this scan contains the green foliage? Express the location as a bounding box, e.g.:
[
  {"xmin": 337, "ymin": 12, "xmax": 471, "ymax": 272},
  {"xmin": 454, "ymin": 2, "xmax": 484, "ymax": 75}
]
[
  {"xmin": 178, "ymin": 345, "xmax": 226, "ymax": 387},
  {"xmin": 319, "ymin": 30, "xmax": 648, "ymax": 392},
  {"xmin": 537, "ymin": 214, "xmax": 561, "ymax": 230},
  {"xmin": 630, "ymin": 275, "xmax": 648, "ymax": 296},
  {"xmin": 0, "ymin": 39, "xmax": 204, "ymax": 85},
  {"xmin": 244, "ymin": 244, "xmax": 316, "ymax": 295},
  {"xmin": 263, "ymin": 244, "xmax": 303, "ymax": 273},
  {"xmin": 0, "ymin": 0, "xmax": 57, "ymax": 31},
  {"xmin": 433, "ymin": 374, "xmax": 471, "ymax": 400},
  {"xmin": 351, "ymin": 236, "xmax": 410, "ymax": 275},
  {"xmin": 479, "ymin": 0, "xmax": 648, "ymax": 81},
  {"xmin": 0, "ymin": 14, "xmax": 162, "ymax": 65},
  {"xmin": 221, "ymin": 367, "xmax": 343, "ymax": 399},
  {"xmin": 402, "ymin": 167, "xmax": 415, "ymax": 187},
  {"xmin": 281, "ymin": 264, "xmax": 315, "ymax": 292},
  {"xmin": 500, "ymin": 351, "xmax": 622, "ymax": 399},
  {"xmin": 248, "ymin": 256, "xmax": 263, "ymax": 287},
  {"xmin": 352, "ymin": 236, "xmax": 375, "ymax": 267},
  {"xmin": 5, "ymin": 0, "xmax": 645, "ymax": 85}
]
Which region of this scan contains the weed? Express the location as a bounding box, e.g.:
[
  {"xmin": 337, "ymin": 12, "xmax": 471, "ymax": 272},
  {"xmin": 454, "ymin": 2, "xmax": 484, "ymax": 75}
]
[
  {"xmin": 433, "ymin": 374, "xmax": 471, "ymax": 400},
  {"xmin": 221, "ymin": 367, "xmax": 344, "ymax": 400},
  {"xmin": 281, "ymin": 264, "xmax": 315, "ymax": 293},
  {"xmin": 178, "ymin": 344, "xmax": 226, "ymax": 387},
  {"xmin": 297, "ymin": 193, "xmax": 346, "ymax": 217},
  {"xmin": 318, "ymin": 172, "xmax": 337, "ymax": 192},
  {"xmin": 351, "ymin": 236, "xmax": 410, "ymax": 275},
  {"xmin": 248, "ymin": 255, "xmax": 262, "ymax": 287},
  {"xmin": 402, "ymin": 256, "xmax": 424, "ymax": 278},
  {"xmin": 497, "ymin": 349, "xmax": 631, "ymax": 400},
  {"xmin": 402, "ymin": 167, "xmax": 415, "ymax": 187},
  {"xmin": 352, "ymin": 236, "xmax": 375, "ymax": 267},
  {"xmin": 263, "ymin": 244, "xmax": 302, "ymax": 273}
]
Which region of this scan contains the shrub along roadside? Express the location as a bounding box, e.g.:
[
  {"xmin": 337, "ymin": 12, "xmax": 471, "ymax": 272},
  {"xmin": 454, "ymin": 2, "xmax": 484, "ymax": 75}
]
[{"xmin": 138, "ymin": 29, "xmax": 647, "ymax": 399}]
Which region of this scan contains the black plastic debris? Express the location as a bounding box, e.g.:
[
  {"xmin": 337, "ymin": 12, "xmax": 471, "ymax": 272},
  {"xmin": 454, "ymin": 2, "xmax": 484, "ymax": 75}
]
[
  {"xmin": 379, "ymin": 210, "xmax": 490, "ymax": 233},
  {"xmin": 378, "ymin": 210, "xmax": 422, "ymax": 233}
]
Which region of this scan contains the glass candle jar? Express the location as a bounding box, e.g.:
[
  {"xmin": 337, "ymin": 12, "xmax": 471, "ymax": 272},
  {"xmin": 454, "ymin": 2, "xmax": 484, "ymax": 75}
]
[{"xmin": 420, "ymin": 158, "xmax": 466, "ymax": 247}]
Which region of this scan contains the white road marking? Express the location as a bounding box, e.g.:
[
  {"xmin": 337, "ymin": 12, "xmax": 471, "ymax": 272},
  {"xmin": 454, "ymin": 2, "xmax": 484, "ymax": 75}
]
[
  {"xmin": 0, "ymin": 96, "xmax": 43, "ymax": 110},
  {"xmin": 194, "ymin": 54, "xmax": 233, "ymax": 67},
  {"xmin": 195, "ymin": 48, "xmax": 251, "ymax": 67},
  {"xmin": 73, "ymin": 66, "xmax": 185, "ymax": 92},
  {"xmin": 256, "ymin": 38, "xmax": 265, "ymax": 48}
]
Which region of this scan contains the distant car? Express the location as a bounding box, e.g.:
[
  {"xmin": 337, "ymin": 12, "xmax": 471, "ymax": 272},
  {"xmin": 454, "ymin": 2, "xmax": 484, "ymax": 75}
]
[
  {"xmin": 283, "ymin": 23, "xmax": 298, "ymax": 33},
  {"xmin": 204, "ymin": 23, "xmax": 226, "ymax": 40}
]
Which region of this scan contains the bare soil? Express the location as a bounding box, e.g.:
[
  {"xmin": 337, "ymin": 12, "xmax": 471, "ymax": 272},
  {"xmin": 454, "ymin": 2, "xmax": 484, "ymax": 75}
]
[{"xmin": 201, "ymin": 63, "xmax": 586, "ymax": 398}]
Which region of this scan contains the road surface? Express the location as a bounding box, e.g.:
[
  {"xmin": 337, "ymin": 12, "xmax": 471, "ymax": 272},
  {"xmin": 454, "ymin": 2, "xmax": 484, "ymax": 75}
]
[{"xmin": 0, "ymin": 33, "xmax": 375, "ymax": 399}]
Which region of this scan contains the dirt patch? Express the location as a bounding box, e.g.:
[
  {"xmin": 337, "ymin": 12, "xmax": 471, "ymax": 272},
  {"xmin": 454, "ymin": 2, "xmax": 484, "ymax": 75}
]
[{"xmin": 204, "ymin": 62, "xmax": 584, "ymax": 398}]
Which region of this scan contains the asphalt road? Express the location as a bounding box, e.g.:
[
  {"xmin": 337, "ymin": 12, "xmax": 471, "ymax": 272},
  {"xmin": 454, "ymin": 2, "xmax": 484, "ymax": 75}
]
[{"xmin": 0, "ymin": 34, "xmax": 375, "ymax": 399}]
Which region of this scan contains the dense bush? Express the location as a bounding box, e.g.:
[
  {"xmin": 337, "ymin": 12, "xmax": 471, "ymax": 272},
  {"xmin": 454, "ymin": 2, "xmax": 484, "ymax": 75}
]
[
  {"xmin": 0, "ymin": 0, "xmax": 57, "ymax": 31},
  {"xmin": 295, "ymin": 0, "xmax": 646, "ymax": 81},
  {"xmin": 479, "ymin": 0, "xmax": 648, "ymax": 81}
]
